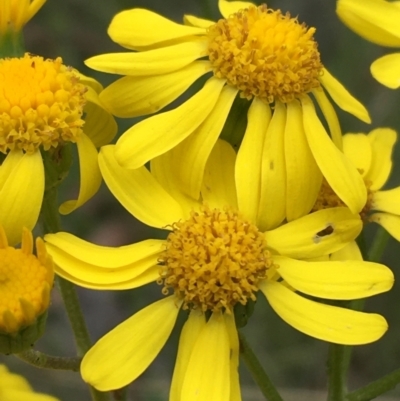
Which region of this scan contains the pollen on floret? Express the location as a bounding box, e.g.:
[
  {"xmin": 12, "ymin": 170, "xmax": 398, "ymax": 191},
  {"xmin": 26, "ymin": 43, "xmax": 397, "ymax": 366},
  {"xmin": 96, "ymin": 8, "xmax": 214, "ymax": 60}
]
[
  {"xmin": 207, "ymin": 4, "xmax": 323, "ymax": 103},
  {"xmin": 0, "ymin": 53, "xmax": 87, "ymax": 154},
  {"xmin": 159, "ymin": 206, "xmax": 274, "ymax": 313},
  {"xmin": 0, "ymin": 227, "xmax": 54, "ymax": 334}
]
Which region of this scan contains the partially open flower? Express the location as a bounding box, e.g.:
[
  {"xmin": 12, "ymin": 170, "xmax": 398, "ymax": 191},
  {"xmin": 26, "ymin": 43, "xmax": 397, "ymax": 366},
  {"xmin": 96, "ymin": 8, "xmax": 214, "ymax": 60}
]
[{"xmin": 0, "ymin": 226, "xmax": 54, "ymax": 353}]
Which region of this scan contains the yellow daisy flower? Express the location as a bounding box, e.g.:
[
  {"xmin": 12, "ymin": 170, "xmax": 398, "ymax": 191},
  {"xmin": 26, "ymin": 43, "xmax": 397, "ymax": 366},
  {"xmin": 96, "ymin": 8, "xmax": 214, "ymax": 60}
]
[
  {"xmin": 313, "ymin": 128, "xmax": 400, "ymax": 241},
  {"xmin": 0, "ymin": 225, "xmax": 54, "ymax": 353},
  {"xmin": 0, "ymin": 0, "xmax": 46, "ymax": 34},
  {"xmin": 0, "ymin": 53, "xmax": 117, "ymax": 245},
  {"xmin": 86, "ymin": 0, "xmax": 371, "ymax": 223},
  {"xmin": 337, "ymin": 0, "xmax": 400, "ymax": 88},
  {"xmin": 44, "ymin": 140, "xmax": 393, "ymax": 393},
  {"xmin": 0, "ymin": 364, "xmax": 59, "ymax": 401}
]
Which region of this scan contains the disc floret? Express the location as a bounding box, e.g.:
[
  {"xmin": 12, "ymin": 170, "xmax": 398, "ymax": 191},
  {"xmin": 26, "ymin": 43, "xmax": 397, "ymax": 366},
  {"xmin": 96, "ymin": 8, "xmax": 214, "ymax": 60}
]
[
  {"xmin": 159, "ymin": 206, "xmax": 273, "ymax": 313},
  {"xmin": 207, "ymin": 4, "xmax": 323, "ymax": 103}
]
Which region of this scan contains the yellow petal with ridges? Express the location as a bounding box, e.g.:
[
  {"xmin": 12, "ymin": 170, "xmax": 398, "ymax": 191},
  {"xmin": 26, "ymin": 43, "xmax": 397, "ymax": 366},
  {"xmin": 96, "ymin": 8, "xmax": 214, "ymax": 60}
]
[
  {"xmin": 320, "ymin": 68, "xmax": 371, "ymax": 123},
  {"xmin": 85, "ymin": 40, "xmax": 207, "ymax": 76},
  {"xmin": 181, "ymin": 312, "xmax": 230, "ymax": 401},
  {"xmin": 337, "ymin": 0, "xmax": 400, "ymax": 47},
  {"xmin": 202, "ymin": 140, "xmax": 238, "ymax": 210},
  {"xmin": 236, "ymin": 98, "xmax": 269, "ymax": 224},
  {"xmin": 301, "ymin": 96, "xmax": 367, "ymax": 214},
  {"xmin": 162, "ymin": 84, "xmax": 237, "ymax": 199},
  {"xmin": 115, "ymin": 77, "xmax": 226, "ymax": 169},
  {"xmin": 330, "ymin": 241, "xmax": 363, "ymax": 261},
  {"xmin": 0, "ymin": 151, "xmax": 44, "ymax": 246},
  {"xmin": 257, "ymin": 102, "xmax": 284, "ymax": 231},
  {"xmin": 367, "ymin": 128, "xmax": 397, "ymax": 190},
  {"xmin": 370, "ymin": 212, "xmax": 400, "ymax": 241},
  {"xmin": 108, "ymin": 9, "xmax": 206, "ymax": 49},
  {"xmin": 373, "ymin": 188, "xmax": 400, "ymax": 215},
  {"xmin": 218, "ymin": 0, "xmax": 255, "ymax": 18},
  {"xmin": 285, "ymin": 100, "xmax": 322, "ymax": 222},
  {"xmin": 170, "ymin": 312, "xmax": 206, "ymax": 401},
  {"xmin": 184, "ymin": 15, "xmax": 215, "ymax": 28},
  {"xmin": 99, "ymin": 145, "xmax": 184, "ymax": 228},
  {"xmin": 100, "ymin": 61, "xmax": 212, "ymax": 118},
  {"xmin": 342, "ymin": 133, "xmax": 372, "ymax": 178},
  {"xmin": 266, "ymin": 207, "xmax": 362, "ymax": 260},
  {"xmin": 371, "ymin": 53, "xmax": 400, "ymax": 89},
  {"xmin": 224, "ymin": 314, "xmax": 241, "ymax": 401},
  {"xmin": 312, "ymin": 87, "xmax": 343, "ymax": 150},
  {"xmin": 82, "ymin": 296, "xmax": 180, "ymax": 391},
  {"xmin": 59, "ymin": 134, "xmax": 101, "ymax": 215},
  {"xmin": 275, "ymin": 256, "xmax": 393, "ymax": 299},
  {"xmin": 261, "ymin": 281, "xmax": 388, "ymax": 344}
]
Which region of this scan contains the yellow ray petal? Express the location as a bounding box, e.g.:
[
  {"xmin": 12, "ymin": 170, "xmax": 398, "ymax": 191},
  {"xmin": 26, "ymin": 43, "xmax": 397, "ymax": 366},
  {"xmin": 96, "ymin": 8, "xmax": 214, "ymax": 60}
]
[
  {"xmin": 115, "ymin": 77, "xmax": 226, "ymax": 169},
  {"xmin": 285, "ymin": 100, "xmax": 322, "ymax": 222},
  {"xmin": 370, "ymin": 212, "xmax": 400, "ymax": 241},
  {"xmin": 266, "ymin": 207, "xmax": 362, "ymax": 259},
  {"xmin": 59, "ymin": 134, "xmax": 101, "ymax": 215},
  {"xmin": 81, "ymin": 296, "xmax": 180, "ymax": 391},
  {"xmin": 85, "ymin": 40, "xmax": 208, "ymax": 75},
  {"xmin": 260, "ymin": 281, "xmax": 388, "ymax": 345},
  {"xmin": 257, "ymin": 102, "xmax": 284, "ymax": 231},
  {"xmin": 301, "ymin": 96, "xmax": 367, "ymax": 214},
  {"xmin": 373, "ymin": 188, "xmax": 400, "ymax": 215},
  {"xmin": 99, "ymin": 145, "xmax": 184, "ymax": 228},
  {"xmin": 371, "ymin": 53, "xmax": 400, "ymax": 89},
  {"xmin": 45, "ymin": 232, "xmax": 164, "ymax": 267},
  {"xmin": 275, "ymin": 255, "xmax": 393, "ymax": 299},
  {"xmin": 81, "ymin": 87, "xmax": 117, "ymax": 148},
  {"xmin": 161, "ymin": 84, "xmax": 237, "ymax": 200},
  {"xmin": 99, "ymin": 61, "xmax": 212, "ymax": 118},
  {"xmin": 312, "ymin": 87, "xmax": 343, "ymax": 150},
  {"xmin": 170, "ymin": 312, "xmax": 206, "ymax": 401},
  {"xmin": 366, "ymin": 128, "xmax": 397, "ymax": 190},
  {"xmin": 236, "ymin": 98, "xmax": 269, "ymax": 224},
  {"xmin": 337, "ymin": 0, "xmax": 400, "ymax": 47},
  {"xmin": 342, "ymin": 133, "xmax": 372, "ymax": 178},
  {"xmin": 181, "ymin": 312, "xmax": 230, "ymax": 401},
  {"xmin": 320, "ymin": 68, "xmax": 371, "ymax": 123},
  {"xmin": 202, "ymin": 140, "xmax": 238, "ymax": 210},
  {"xmin": 224, "ymin": 314, "xmax": 241, "ymax": 401},
  {"xmin": 184, "ymin": 15, "xmax": 215, "ymax": 28},
  {"xmin": 0, "ymin": 151, "xmax": 44, "ymax": 246},
  {"xmin": 330, "ymin": 241, "xmax": 363, "ymax": 261},
  {"xmin": 218, "ymin": 0, "xmax": 255, "ymax": 18},
  {"xmin": 108, "ymin": 9, "xmax": 206, "ymax": 49}
]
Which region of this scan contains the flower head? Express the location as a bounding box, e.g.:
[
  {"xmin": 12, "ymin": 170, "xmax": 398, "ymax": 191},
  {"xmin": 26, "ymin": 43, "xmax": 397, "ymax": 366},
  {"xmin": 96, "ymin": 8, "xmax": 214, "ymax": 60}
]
[
  {"xmin": 337, "ymin": 0, "xmax": 400, "ymax": 88},
  {"xmin": 44, "ymin": 140, "xmax": 393, "ymax": 394},
  {"xmin": 0, "ymin": 0, "xmax": 46, "ymax": 35},
  {"xmin": 313, "ymin": 128, "xmax": 400, "ymax": 240},
  {"xmin": 0, "ymin": 53, "xmax": 117, "ymax": 245},
  {"xmin": 86, "ymin": 0, "xmax": 370, "ymax": 222},
  {"xmin": 0, "ymin": 363, "xmax": 59, "ymax": 401},
  {"xmin": 0, "ymin": 226, "xmax": 54, "ymax": 353}
]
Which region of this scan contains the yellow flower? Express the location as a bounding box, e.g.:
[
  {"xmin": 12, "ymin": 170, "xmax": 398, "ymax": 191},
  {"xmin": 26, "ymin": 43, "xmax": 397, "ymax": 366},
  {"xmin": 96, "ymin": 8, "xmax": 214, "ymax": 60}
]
[
  {"xmin": 45, "ymin": 140, "xmax": 393, "ymax": 393},
  {"xmin": 313, "ymin": 128, "xmax": 400, "ymax": 240},
  {"xmin": 0, "ymin": 226, "xmax": 54, "ymax": 353},
  {"xmin": 0, "ymin": 53, "xmax": 117, "ymax": 245},
  {"xmin": 86, "ymin": 0, "xmax": 370, "ymax": 223},
  {"xmin": 337, "ymin": 0, "xmax": 400, "ymax": 88},
  {"xmin": 0, "ymin": 0, "xmax": 46, "ymax": 34},
  {"xmin": 0, "ymin": 364, "xmax": 59, "ymax": 401}
]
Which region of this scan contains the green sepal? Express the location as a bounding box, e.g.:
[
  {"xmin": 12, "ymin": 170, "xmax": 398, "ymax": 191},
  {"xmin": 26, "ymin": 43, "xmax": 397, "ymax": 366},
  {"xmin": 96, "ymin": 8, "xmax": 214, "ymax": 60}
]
[
  {"xmin": 0, "ymin": 310, "xmax": 48, "ymax": 354},
  {"xmin": 0, "ymin": 30, "xmax": 25, "ymax": 58},
  {"xmin": 234, "ymin": 299, "xmax": 256, "ymax": 328}
]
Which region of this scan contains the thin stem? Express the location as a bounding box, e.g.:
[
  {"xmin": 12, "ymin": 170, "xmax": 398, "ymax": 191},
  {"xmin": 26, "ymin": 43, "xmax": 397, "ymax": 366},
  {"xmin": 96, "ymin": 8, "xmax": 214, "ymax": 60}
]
[
  {"xmin": 367, "ymin": 226, "xmax": 390, "ymax": 263},
  {"xmin": 16, "ymin": 349, "xmax": 81, "ymax": 371},
  {"xmin": 239, "ymin": 331, "xmax": 284, "ymax": 401},
  {"xmin": 327, "ymin": 343, "xmax": 350, "ymax": 401},
  {"xmin": 346, "ymin": 368, "xmax": 400, "ymax": 401},
  {"xmin": 112, "ymin": 387, "xmax": 129, "ymax": 401}
]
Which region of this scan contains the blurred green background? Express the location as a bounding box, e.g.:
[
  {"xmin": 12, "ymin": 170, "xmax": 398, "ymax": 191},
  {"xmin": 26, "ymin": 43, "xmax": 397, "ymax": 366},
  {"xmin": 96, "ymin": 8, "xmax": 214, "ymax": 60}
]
[{"xmin": 2, "ymin": 0, "xmax": 400, "ymax": 400}]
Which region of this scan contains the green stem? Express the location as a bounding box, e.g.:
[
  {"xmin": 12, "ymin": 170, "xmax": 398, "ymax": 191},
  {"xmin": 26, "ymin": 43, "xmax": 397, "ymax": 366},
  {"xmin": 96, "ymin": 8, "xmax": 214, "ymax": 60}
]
[
  {"xmin": 367, "ymin": 226, "xmax": 390, "ymax": 263},
  {"xmin": 16, "ymin": 349, "xmax": 81, "ymax": 371},
  {"xmin": 239, "ymin": 331, "xmax": 284, "ymax": 401},
  {"xmin": 327, "ymin": 343, "xmax": 350, "ymax": 401},
  {"xmin": 346, "ymin": 368, "xmax": 400, "ymax": 401},
  {"xmin": 112, "ymin": 387, "xmax": 129, "ymax": 401}
]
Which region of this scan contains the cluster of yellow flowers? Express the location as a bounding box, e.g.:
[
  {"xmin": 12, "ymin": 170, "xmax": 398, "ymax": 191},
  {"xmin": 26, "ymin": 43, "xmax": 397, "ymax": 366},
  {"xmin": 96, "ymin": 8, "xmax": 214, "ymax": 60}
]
[{"xmin": 1, "ymin": 0, "xmax": 400, "ymax": 400}]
